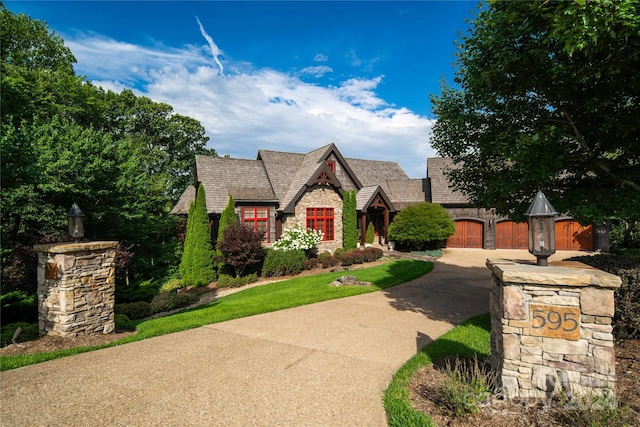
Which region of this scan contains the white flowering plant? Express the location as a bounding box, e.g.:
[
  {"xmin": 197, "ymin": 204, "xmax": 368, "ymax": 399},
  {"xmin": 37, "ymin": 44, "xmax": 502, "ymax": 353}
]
[{"xmin": 272, "ymin": 224, "xmax": 323, "ymax": 252}]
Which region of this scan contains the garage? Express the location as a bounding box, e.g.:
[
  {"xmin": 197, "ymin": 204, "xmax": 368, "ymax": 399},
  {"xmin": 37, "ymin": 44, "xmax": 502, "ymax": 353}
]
[
  {"xmin": 496, "ymin": 221, "xmax": 528, "ymax": 249},
  {"xmin": 447, "ymin": 220, "xmax": 483, "ymax": 248},
  {"xmin": 555, "ymin": 220, "xmax": 594, "ymax": 251}
]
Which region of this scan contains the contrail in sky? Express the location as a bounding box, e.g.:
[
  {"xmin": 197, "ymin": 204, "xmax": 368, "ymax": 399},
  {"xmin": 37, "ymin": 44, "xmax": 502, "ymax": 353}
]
[{"xmin": 196, "ymin": 16, "xmax": 224, "ymax": 76}]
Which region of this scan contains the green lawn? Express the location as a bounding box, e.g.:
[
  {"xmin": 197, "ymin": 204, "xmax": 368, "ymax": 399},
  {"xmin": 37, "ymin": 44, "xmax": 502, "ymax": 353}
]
[
  {"xmin": 383, "ymin": 313, "xmax": 492, "ymax": 427},
  {"xmin": 1, "ymin": 259, "xmax": 432, "ymax": 371}
]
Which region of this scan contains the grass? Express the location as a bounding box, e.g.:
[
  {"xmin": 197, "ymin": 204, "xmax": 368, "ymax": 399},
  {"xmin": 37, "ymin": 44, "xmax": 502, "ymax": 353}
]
[
  {"xmin": 383, "ymin": 313, "xmax": 491, "ymax": 427},
  {"xmin": 0, "ymin": 259, "xmax": 432, "ymax": 371}
]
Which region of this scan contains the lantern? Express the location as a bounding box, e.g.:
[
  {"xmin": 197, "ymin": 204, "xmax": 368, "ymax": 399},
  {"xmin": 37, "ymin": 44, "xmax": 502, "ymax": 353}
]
[
  {"xmin": 67, "ymin": 202, "xmax": 85, "ymax": 240},
  {"xmin": 525, "ymin": 191, "xmax": 558, "ymax": 266}
]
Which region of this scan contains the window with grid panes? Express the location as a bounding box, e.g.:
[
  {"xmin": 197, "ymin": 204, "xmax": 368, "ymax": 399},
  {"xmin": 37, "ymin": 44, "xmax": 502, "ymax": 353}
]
[
  {"xmin": 306, "ymin": 207, "xmax": 334, "ymax": 240},
  {"xmin": 242, "ymin": 207, "xmax": 269, "ymax": 242}
]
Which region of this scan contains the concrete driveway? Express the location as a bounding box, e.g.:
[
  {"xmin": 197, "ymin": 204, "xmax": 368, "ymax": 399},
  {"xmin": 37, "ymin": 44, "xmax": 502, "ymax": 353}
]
[{"xmin": 0, "ymin": 249, "xmax": 589, "ymax": 426}]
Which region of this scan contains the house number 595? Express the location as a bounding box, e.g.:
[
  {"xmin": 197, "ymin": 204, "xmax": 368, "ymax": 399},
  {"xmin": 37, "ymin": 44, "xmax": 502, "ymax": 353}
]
[{"xmin": 529, "ymin": 304, "xmax": 581, "ymax": 340}]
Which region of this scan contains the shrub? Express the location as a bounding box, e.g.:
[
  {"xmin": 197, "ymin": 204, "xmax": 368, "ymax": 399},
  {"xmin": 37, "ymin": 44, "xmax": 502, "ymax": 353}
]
[
  {"xmin": 304, "ymin": 258, "xmax": 319, "ymax": 270},
  {"xmin": 159, "ymin": 278, "xmax": 183, "ymax": 293},
  {"xmin": 150, "ymin": 292, "xmax": 200, "ymax": 314},
  {"xmin": 341, "ymin": 250, "xmax": 365, "ymax": 266},
  {"xmin": 217, "ymin": 225, "xmax": 265, "ymax": 277},
  {"xmin": 262, "ymin": 249, "xmax": 306, "ymax": 277},
  {"xmin": 0, "ymin": 290, "xmax": 37, "ymax": 325},
  {"xmin": 114, "ymin": 314, "xmax": 136, "ymax": 332},
  {"xmin": 217, "ymin": 273, "xmax": 259, "ymax": 288},
  {"xmin": 437, "ymin": 356, "xmax": 493, "ymax": 417},
  {"xmin": 569, "ymin": 254, "xmax": 640, "ymax": 339},
  {"xmin": 180, "ymin": 183, "xmax": 217, "ymax": 287},
  {"xmin": 333, "ymin": 247, "xmax": 345, "ymax": 258},
  {"xmin": 1, "ymin": 322, "xmax": 39, "ymax": 347},
  {"xmin": 388, "ymin": 202, "xmax": 456, "ymax": 250},
  {"xmin": 272, "ymin": 224, "xmax": 323, "ymax": 252},
  {"xmin": 114, "ymin": 301, "xmax": 153, "ymax": 320},
  {"xmin": 362, "ymin": 247, "xmax": 383, "ymax": 262},
  {"xmin": 318, "ymin": 251, "xmax": 331, "ymax": 263},
  {"xmin": 366, "ymin": 222, "xmax": 376, "ymax": 244},
  {"xmin": 115, "ymin": 279, "xmax": 161, "ymax": 303},
  {"xmin": 321, "ymin": 255, "xmax": 340, "ymax": 268}
]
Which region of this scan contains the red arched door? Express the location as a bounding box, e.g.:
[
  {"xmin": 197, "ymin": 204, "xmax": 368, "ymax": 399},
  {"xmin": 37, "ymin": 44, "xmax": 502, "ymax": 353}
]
[
  {"xmin": 496, "ymin": 221, "xmax": 529, "ymax": 249},
  {"xmin": 447, "ymin": 220, "xmax": 483, "ymax": 248},
  {"xmin": 555, "ymin": 220, "xmax": 593, "ymax": 251}
]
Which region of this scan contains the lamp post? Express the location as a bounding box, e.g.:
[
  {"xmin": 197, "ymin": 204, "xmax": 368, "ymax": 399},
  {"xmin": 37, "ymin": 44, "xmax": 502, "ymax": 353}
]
[
  {"xmin": 525, "ymin": 190, "xmax": 558, "ymax": 266},
  {"xmin": 67, "ymin": 202, "xmax": 85, "ymax": 241}
]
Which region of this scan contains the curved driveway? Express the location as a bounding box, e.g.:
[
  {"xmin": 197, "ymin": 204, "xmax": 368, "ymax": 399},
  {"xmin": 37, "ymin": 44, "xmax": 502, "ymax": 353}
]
[{"xmin": 0, "ymin": 249, "xmax": 587, "ymax": 426}]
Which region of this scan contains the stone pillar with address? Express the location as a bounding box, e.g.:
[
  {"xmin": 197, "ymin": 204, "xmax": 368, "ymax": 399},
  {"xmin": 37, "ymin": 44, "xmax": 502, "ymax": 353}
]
[
  {"xmin": 34, "ymin": 241, "xmax": 118, "ymax": 337},
  {"xmin": 487, "ymin": 258, "xmax": 621, "ymax": 405}
]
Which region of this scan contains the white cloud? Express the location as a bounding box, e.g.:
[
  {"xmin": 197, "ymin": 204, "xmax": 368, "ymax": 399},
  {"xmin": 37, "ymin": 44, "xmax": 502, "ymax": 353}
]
[
  {"xmin": 314, "ymin": 53, "xmax": 328, "ymax": 62},
  {"xmin": 66, "ymin": 32, "xmax": 435, "ymax": 178}
]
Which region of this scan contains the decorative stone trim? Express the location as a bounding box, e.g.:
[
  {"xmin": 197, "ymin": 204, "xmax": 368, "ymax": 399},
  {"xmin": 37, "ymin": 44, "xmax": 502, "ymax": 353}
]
[
  {"xmin": 35, "ymin": 241, "xmax": 118, "ymax": 337},
  {"xmin": 487, "ymin": 258, "xmax": 621, "ymax": 404}
]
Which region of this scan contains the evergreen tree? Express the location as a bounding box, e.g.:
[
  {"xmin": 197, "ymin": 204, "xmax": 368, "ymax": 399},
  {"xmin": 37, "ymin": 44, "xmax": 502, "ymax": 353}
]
[
  {"xmin": 366, "ymin": 222, "xmax": 375, "ymax": 245},
  {"xmin": 179, "ymin": 184, "xmax": 216, "ymax": 286},
  {"xmin": 215, "ymin": 194, "xmax": 237, "ymax": 273},
  {"xmin": 342, "ymin": 190, "xmax": 358, "ymax": 250}
]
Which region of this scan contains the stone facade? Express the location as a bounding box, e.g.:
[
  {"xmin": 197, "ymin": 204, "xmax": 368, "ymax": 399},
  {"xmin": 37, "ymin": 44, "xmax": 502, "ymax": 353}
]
[
  {"xmin": 34, "ymin": 241, "xmax": 117, "ymax": 337},
  {"xmin": 487, "ymin": 259, "xmax": 621, "ymax": 404},
  {"xmin": 282, "ymin": 185, "xmax": 343, "ymax": 253}
]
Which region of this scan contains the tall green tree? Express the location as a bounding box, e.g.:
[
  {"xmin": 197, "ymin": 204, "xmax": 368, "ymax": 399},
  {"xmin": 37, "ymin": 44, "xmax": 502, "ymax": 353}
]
[
  {"xmin": 430, "ymin": 1, "xmax": 640, "ymax": 224},
  {"xmin": 342, "ymin": 190, "xmax": 358, "ymax": 250},
  {"xmin": 1, "ymin": 6, "xmax": 217, "ymax": 290},
  {"xmin": 179, "ymin": 184, "xmax": 216, "ymax": 286}
]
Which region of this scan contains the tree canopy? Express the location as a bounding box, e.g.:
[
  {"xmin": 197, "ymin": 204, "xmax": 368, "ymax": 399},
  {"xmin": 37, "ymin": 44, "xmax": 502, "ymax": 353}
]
[
  {"xmin": 1, "ymin": 6, "xmax": 216, "ymax": 290},
  {"xmin": 430, "ymin": 1, "xmax": 640, "ymax": 224}
]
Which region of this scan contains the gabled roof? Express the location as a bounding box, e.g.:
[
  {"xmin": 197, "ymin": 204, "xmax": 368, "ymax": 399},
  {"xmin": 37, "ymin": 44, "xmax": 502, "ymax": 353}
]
[
  {"xmin": 427, "ymin": 157, "xmax": 470, "ymax": 205},
  {"xmin": 356, "ymin": 186, "xmax": 395, "ymax": 211},
  {"xmin": 172, "ymin": 144, "xmax": 431, "ymax": 216}
]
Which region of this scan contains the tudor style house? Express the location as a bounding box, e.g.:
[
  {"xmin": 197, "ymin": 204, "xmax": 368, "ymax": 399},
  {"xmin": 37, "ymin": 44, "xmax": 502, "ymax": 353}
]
[
  {"xmin": 171, "ymin": 143, "xmax": 428, "ymax": 253},
  {"xmin": 172, "ymin": 143, "xmax": 608, "ymax": 253}
]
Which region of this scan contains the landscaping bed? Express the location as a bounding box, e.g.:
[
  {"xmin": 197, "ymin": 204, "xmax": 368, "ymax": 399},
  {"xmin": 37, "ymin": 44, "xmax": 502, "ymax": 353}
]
[{"xmin": 408, "ymin": 338, "xmax": 640, "ymax": 426}]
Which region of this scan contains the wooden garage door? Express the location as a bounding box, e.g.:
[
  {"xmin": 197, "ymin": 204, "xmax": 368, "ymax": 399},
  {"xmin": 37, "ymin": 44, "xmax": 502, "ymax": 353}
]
[
  {"xmin": 496, "ymin": 221, "xmax": 529, "ymax": 249},
  {"xmin": 555, "ymin": 220, "xmax": 593, "ymax": 251},
  {"xmin": 447, "ymin": 220, "xmax": 483, "ymax": 248}
]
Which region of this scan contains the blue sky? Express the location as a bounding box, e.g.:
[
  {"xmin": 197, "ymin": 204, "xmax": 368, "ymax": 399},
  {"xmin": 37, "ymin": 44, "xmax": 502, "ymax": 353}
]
[{"xmin": 6, "ymin": 1, "xmax": 479, "ymax": 178}]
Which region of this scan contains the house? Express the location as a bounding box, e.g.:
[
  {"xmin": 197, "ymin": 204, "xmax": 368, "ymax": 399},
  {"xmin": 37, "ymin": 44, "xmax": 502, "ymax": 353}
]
[
  {"xmin": 426, "ymin": 157, "xmax": 610, "ymax": 251},
  {"xmin": 171, "ymin": 144, "xmax": 607, "ymax": 253},
  {"xmin": 171, "ymin": 143, "xmax": 428, "ymax": 253}
]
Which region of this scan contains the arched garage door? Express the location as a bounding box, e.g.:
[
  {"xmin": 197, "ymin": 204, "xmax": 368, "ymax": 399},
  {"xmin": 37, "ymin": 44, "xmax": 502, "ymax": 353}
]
[
  {"xmin": 447, "ymin": 220, "xmax": 483, "ymax": 248},
  {"xmin": 496, "ymin": 221, "xmax": 528, "ymax": 249},
  {"xmin": 555, "ymin": 220, "xmax": 593, "ymax": 251}
]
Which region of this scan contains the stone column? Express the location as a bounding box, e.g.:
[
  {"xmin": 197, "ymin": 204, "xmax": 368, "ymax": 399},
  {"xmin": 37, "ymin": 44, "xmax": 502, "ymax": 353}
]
[
  {"xmin": 487, "ymin": 258, "xmax": 620, "ymax": 405},
  {"xmin": 34, "ymin": 241, "xmax": 118, "ymax": 337}
]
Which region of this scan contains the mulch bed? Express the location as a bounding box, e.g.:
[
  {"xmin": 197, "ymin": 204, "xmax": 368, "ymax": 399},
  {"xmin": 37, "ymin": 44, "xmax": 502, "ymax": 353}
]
[{"xmin": 408, "ymin": 339, "xmax": 640, "ymax": 426}]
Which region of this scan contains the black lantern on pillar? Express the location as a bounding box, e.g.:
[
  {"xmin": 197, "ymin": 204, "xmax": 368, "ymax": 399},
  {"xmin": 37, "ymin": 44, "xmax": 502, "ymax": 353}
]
[
  {"xmin": 525, "ymin": 190, "xmax": 558, "ymax": 266},
  {"xmin": 67, "ymin": 202, "xmax": 85, "ymax": 241}
]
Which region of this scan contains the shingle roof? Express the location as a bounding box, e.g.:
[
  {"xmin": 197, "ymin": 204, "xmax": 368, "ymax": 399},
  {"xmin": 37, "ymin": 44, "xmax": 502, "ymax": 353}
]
[
  {"xmin": 356, "ymin": 186, "xmax": 396, "ymax": 211},
  {"xmin": 195, "ymin": 156, "xmax": 275, "ymax": 214},
  {"xmin": 173, "ymin": 145, "xmax": 436, "ymax": 216},
  {"xmin": 427, "ymin": 157, "xmax": 469, "ymax": 204},
  {"xmin": 386, "ymin": 179, "xmax": 429, "ymax": 209},
  {"xmin": 170, "ymin": 184, "xmax": 196, "ymax": 215}
]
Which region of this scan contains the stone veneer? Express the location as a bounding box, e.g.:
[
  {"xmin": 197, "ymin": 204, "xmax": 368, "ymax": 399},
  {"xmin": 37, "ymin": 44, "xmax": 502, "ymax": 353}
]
[
  {"xmin": 487, "ymin": 258, "xmax": 621, "ymax": 404},
  {"xmin": 34, "ymin": 241, "xmax": 118, "ymax": 337},
  {"xmin": 282, "ymin": 185, "xmax": 343, "ymax": 253}
]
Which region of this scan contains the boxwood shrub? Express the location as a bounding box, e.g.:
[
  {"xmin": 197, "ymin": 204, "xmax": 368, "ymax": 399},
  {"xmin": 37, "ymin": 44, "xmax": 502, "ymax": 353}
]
[{"xmin": 262, "ymin": 249, "xmax": 307, "ymax": 277}]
